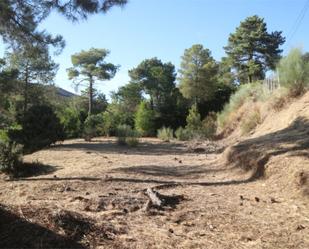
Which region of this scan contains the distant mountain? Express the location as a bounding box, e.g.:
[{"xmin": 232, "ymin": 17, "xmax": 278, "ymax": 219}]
[{"xmin": 55, "ymin": 87, "xmax": 78, "ymax": 98}]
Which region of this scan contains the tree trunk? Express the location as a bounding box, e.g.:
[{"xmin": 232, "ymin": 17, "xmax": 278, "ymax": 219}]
[
  {"xmin": 23, "ymin": 67, "xmax": 29, "ymax": 113},
  {"xmin": 88, "ymin": 77, "xmax": 93, "ymax": 117}
]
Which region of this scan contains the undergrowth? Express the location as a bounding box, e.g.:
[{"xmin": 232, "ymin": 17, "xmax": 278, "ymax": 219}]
[
  {"xmin": 116, "ymin": 125, "xmax": 140, "ymax": 147},
  {"xmin": 218, "ymin": 82, "xmax": 269, "ymax": 129},
  {"xmin": 157, "ymin": 127, "xmax": 174, "ymax": 142}
]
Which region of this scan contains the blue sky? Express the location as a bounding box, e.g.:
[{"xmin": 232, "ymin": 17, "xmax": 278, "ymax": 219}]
[{"xmin": 1, "ymin": 0, "xmax": 309, "ymax": 98}]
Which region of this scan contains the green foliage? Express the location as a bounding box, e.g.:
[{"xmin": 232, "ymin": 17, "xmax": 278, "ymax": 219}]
[
  {"xmin": 218, "ymin": 82, "xmax": 268, "ymax": 128},
  {"xmin": 175, "ymin": 127, "xmax": 192, "ymax": 141},
  {"xmin": 0, "ymin": 0, "xmax": 126, "ymax": 50},
  {"xmin": 9, "ymin": 105, "xmax": 65, "ymax": 153},
  {"xmin": 126, "ymin": 136, "xmax": 139, "ymax": 147},
  {"xmin": 129, "ymin": 58, "xmax": 187, "ymax": 129},
  {"xmin": 0, "ymin": 129, "xmax": 9, "ymax": 142},
  {"xmin": 102, "ymin": 82, "xmax": 143, "ymax": 135},
  {"xmin": 6, "ymin": 45, "xmax": 59, "ymax": 112},
  {"xmin": 129, "ymin": 58, "xmax": 176, "ymax": 108},
  {"xmin": 157, "ymin": 127, "xmax": 174, "ymax": 142},
  {"xmin": 116, "ymin": 125, "xmax": 139, "ymax": 147},
  {"xmin": 277, "ymin": 48, "xmax": 309, "ymax": 96},
  {"xmin": 78, "ymin": 88, "xmax": 108, "ymax": 115},
  {"xmin": 59, "ymin": 107, "xmax": 81, "ymax": 138},
  {"xmin": 83, "ymin": 114, "xmax": 104, "ymax": 141},
  {"xmin": 111, "ymin": 82, "xmax": 143, "ymax": 113},
  {"xmin": 225, "ymin": 15, "xmax": 285, "ymax": 83},
  {"xmin": 0, "ymin": 140, "xmax": 23, "ymax": 175},
  {"xmin": 186, "ymin": 104, "xmax": 202, "ymax": 131},
  {"xmin": 102, "ymin": 102, "xmax": 134, "ymax": 136},
  {"xmin": 67, "ymin": 48, "xmax": 118, "ymax": 116},
  {"xmin": 179, "ymin": 44, "xmax": 218, "ymax": 103},
  {"xmin": 135, "ymin": 101, "xmax": 156, "ymax": 136},
  {"xmin": 240, "ymin": 108, "xmax": 261, "ymax": 134}
]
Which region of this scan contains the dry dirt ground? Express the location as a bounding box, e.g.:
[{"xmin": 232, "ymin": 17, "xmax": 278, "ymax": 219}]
[{"xmin": 0, "ymin": 134, "xmax": 308, "ymax": 248}]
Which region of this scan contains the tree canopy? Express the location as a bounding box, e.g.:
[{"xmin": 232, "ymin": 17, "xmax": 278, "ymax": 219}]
[
  {"xmin": 0, "ymin": 0, "xmax": 127, "ymax": 49},
  {"xmin": 178, "ymin": 44, "xmax": 218, "ymax": 104},
  {"xmin": 67, "ymin": 48, "xmax": 118, "ymax": 116},
  {"xmin": 129, "ymin": 57, "xmax": 176, "ymax": 109},
  {"xmin": 6, "ymin": 45, "xmax": 58, "ymax": 111},
  {"xmin": 224, "ymin": 15, "xmax": 285, "ymax": 83}
]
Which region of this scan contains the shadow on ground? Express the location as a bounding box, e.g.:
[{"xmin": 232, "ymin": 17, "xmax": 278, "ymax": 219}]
[
  {"xmin": 227, "ymin": 117, "xmax": 309, "ymax": 178},
  {"xmin": 0, "ymin": 205, "xmax": 85, "ymax": 249},
  {"xmin": 13, "ymin": 162, "xmax": 60, "ymax": 178},
  {"xmin": 52, "ymin": 139, "xmax": 189, "ymax": 156},
  {"xmin": 111, "ymin": 164, "xmax": 231, "ymax": 178}
]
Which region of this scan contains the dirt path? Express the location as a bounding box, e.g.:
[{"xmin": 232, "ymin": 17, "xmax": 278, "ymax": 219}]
[{"xmin": 0, "ymin": 138, "xmax": 308, "ymax": 248}]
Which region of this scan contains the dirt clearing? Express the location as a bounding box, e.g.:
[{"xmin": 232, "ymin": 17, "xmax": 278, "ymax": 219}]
[{"xmin": 0, "ymin": 135, "xmax": 308, "ymax": 249}]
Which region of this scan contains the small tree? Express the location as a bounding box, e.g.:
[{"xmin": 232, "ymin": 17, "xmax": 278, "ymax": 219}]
[
  {"xmin": 6, "ymin": 45, "xmax": 58, "ymax": 112},
  {"xmin": 9, "ymin": 105, "xmax": 64, "ymax": 153},
  {"xmin": 277, "ymin": 48, "xmax": 309, "ymax": 96},
  {"xmin": 135, "ymin": 101, "xmax": 156, "ymax": 136},
  {"xmin": 186, "ymin": 104, "xmax": 202, "ymax": 132},
  {"xmin": 67, "ymin": 48, "xmax": 118, "ymax": 116}
]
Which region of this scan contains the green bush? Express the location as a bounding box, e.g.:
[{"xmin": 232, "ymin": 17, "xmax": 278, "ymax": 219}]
[
  {"xmin": 83, "ymin": 114, "xmax": 104, "ymax": 141},
  {"xmin": 116, "ymin": 125, "xmax": 140, "ymax": 146},
  {"xmin": 102, "ymin": 103, "xmax": 134, "ymax": 136},
  {"xmin": 277, "ymin": 48, "xmax": 309, "ymax": 96},
  {"xmin": 116, "ymin": 124, "xmax": 132, "ymax": 145},
  {"xmin": 9, "ymin": 105, "xmax": 65, "ymax": 153},
  {"xmin": 126, "ymin": 136, "xmax": 139, "ymax": 147},
  {"xmin": 175, "ymin": 127, "xmax": 192, "ymax": 141},
  {"xmin": 59, "ymin": 108, "xmax": 81, "ymax": 138},
  {"xmin": 186, "ymin": 104, "xmax": 202, "ymax": 132},
  {"xmin": 0, "ymin": 129, "xmax": 9, "ymax": 142},
  {"xmin": 0, "ymin": 140, "xmax": 23, "ymax": 175},
  {"xmin": 218, "ymin": 82, "xmax": 268, "ymax": 128},
  {"xmin": 135, "ymin": 101, "xmax": 156, "ymax": 136},
  {"xmin": 157, "ymin": 126, "xmax": 174, "ymax": 142}
]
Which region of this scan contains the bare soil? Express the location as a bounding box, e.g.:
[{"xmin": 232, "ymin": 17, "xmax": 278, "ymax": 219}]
[{"xmin": 0, "ymin": 135, "xmax": 308, "ymax": 249}]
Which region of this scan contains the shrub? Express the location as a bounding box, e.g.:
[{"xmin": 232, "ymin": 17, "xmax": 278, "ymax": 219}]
[
  {"xmin": 59, "ymin": 108, "xmax": 81, "ymax": 138},
  {"xmin": 126, "ymin": 136, "xmax": 139, "ymax": 147},
  {"xmin": 175, "ymin": 127, "xmax": 192, "ymax": 141},
  {"xmin": 186, "ymin": 104, "xmax": 202, "ymax": 132},
  {"xmin": 240, "ymin": 108, "xmax": 261, "ymax": 134},
  {"xmin": 9, "ymin": 105, "xmax": 65, "ymax": 153},
  {"xmin": 102, "ymin": 103, "xmax": 134, "ymax": 136},
  {"xmin": 116, "ymin": 124, "xmax": 132, "ymax": 145},
  {"xmin": 0, "ymin": 129, "xmax": 9, "ymax": 142},
  {"xmin": 269, "ymin": 88, "xmax": 289, "ymax": 111},
  {"xmin": 135, "ymin": 101, "xmax": 156, "ymax": 136},
  {"xmin": 277, "ymin": 48, "xmax": 309, "ymax": 96},
  {"xmin": 157, "ymin": 127, "xmax": 174, "ymax": 142},
  {"xmin": 201, "ymin": 112, "xmax": 217, "ymax": 138},
  {"xmin": 83, "ymin": 114, "xmax": 104, "ymax": 141},
  {"xmin": 0, "ymin": 140, "xmax": 23, "ymax": 175},
  {"xmin": 218, "ymin": 82, "xmax": 268, "ymax": 128},
  {"xmin": 116, "ymin": 125, "xmax": 140, "ymax": 146}
]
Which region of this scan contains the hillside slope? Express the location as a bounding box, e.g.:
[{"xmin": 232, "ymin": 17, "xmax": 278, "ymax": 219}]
[{"xmin": 225, "ymin": 91, "xmax": 309, "ymax": 197}]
